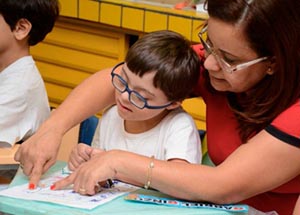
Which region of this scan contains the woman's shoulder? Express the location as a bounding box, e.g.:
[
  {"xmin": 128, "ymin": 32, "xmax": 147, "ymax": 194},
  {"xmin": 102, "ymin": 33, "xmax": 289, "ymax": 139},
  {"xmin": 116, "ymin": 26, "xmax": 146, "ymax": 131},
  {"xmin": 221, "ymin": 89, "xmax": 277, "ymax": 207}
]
[
  {"xmin": 272, "ymin": 99, "xmax": 300, "ymax": 127},
  {"xmin": 266, "ymin": 99, "xmax": 300, "ymax": 146}
]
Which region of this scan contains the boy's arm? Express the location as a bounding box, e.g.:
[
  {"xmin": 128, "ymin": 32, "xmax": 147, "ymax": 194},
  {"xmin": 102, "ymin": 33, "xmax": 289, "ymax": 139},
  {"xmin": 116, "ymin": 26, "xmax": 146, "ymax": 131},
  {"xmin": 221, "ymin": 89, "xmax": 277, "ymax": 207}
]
[{"xmin": 14, "ymin": 68, "xmax": 115, "ymax": 189}]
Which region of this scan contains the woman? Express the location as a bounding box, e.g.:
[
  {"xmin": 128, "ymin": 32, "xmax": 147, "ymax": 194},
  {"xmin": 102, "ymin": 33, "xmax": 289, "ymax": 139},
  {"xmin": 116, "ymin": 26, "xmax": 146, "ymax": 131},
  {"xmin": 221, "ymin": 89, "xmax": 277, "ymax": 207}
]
[{"xmin": 16, "ymin": 0, "xmax": 300, "ymax": 214}]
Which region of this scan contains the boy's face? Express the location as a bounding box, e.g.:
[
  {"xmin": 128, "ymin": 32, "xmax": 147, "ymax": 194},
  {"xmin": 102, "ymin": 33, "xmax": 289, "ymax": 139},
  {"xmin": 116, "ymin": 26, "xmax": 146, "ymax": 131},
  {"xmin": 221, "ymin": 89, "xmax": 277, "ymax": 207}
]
[
  {"xmin": 113, "ymin": 63, "xmax": 172, "ymax": 122},
  {"xmin": 0, "ymin": 15, "xmax": 15, "ymax": 59}
]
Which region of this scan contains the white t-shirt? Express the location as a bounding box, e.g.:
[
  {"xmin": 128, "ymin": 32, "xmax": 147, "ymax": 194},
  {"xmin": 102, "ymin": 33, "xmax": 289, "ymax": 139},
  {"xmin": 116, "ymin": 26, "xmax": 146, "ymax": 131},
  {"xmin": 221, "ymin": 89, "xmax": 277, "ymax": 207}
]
[
  {"xmin": 92, "ymin": 105, "xmax": 201, "ymax": 163},
  {"xmin": 0, "ymin": 56, "xmax": 50, "ymax": 147}
]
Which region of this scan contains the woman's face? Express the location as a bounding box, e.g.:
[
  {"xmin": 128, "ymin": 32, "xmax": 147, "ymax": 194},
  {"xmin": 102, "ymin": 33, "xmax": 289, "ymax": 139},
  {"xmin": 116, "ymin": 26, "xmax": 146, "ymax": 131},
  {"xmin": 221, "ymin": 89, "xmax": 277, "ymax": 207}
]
[{"xmin": 203, "ymin": 18, "xmax": 271, "ymax": 93}]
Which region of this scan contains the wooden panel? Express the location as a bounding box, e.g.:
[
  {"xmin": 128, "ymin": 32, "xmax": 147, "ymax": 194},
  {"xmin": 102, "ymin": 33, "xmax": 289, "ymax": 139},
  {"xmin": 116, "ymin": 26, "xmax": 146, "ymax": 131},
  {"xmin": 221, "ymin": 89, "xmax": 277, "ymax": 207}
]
[
  {"xmin": 182, "ymin": 97, "xmax": 206, "ymax": 130},
  {"xmin": 38, "ymin": 22, "xmax": 127, "ymax": 61},
  {"xmin": 0, "ymin": 145, "xmax": 19, "ymax": 165},
  {"xmin": 168, "ymin": 15, "xmax": 192, "ymax": 40},
  {"xmin": 57, "ymin": 124, "xmax": 80, "ymax": 162},
  {"xmin": 36, "ymin": 62, "xmax": 90, "ymax": 87},
  {"xmin": 122, "ymin": 7, "xmax": 144, "ymax": 31},
  {"xmin": 59, "ymin": 0, "xmax": 78, "ymax": 18},
  {"xmin": 194, "ymin": 120, "xmax": 206, "ymax": 131},
  {"xmin": 144, "ymin": 11, "xmax": 168, "ymax": 32},
  {"xmin": 59, "ymin": 0, "xmax": 208, "ymax": 43},
  {"xmin": 45, "ymin": 82, "xmax": 73, "ymax": 106},
  {"xmin": 32, "ymin": 43, "xmax": 118, "ymax": 73},
  {"xmin": 31, "ymin": 17, "xmax": 129, "ymax": 108},
  {"xmin": 192, "ymin": 19, "xmax": 205, "ymax": 43},
  {"xmin": 100, "ymin": 3, "xmax": 122, "ymax": 27},
  {"xmin": 79, "ymin": 0, "xmax": 99, "ymax": 21}
]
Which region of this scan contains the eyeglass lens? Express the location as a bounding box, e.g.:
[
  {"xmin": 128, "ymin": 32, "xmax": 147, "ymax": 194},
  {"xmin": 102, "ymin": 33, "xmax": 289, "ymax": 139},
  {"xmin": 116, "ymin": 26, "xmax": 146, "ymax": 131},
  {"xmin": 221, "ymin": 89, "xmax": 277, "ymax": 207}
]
[
  {"xmin": 112, "ymin": 73, "xmax": 146, "ymax": 109},
  {"xmin": 199, "ymin": 31, "xmax": 233, "ymax": 73}
]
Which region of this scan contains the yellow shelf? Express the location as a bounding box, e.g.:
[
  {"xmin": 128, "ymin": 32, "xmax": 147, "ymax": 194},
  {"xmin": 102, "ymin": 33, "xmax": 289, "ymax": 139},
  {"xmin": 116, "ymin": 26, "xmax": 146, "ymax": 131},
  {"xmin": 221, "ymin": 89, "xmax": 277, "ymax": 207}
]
[
  {"xmin": 59, "ymin": 0, "xmax": 208, "ymax": 42},
  {"xmin": 79, "ymin": 0, "xmax": 100, "ymax": 21}
]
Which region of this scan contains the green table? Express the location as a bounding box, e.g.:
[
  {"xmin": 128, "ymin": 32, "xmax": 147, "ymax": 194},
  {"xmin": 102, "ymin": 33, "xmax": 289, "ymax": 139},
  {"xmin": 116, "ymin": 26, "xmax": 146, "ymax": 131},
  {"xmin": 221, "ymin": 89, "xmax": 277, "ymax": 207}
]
[{"xmin": 0, "ymin": 161, "xmax": 247, "ymax": 215}]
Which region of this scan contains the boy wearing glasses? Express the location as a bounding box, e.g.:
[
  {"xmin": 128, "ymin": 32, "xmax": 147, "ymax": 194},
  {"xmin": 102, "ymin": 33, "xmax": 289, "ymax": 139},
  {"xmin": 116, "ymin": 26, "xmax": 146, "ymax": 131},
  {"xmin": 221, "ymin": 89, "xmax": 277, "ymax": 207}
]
[{"xmin": 68, "ymin": 30, "xmax": 202, "ymax": 186}]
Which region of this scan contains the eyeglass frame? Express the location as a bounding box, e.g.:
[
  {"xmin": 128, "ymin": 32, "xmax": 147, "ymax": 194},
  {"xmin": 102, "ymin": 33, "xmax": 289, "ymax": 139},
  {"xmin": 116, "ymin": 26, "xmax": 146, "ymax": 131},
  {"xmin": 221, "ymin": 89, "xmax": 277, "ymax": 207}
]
[
  {"xmin": 111, "ymin": 62, "xmax": 173, "ymax": 110},
  {"xmin": 198, "ymin": 25, "xmax": 269, "ymax": 73}
]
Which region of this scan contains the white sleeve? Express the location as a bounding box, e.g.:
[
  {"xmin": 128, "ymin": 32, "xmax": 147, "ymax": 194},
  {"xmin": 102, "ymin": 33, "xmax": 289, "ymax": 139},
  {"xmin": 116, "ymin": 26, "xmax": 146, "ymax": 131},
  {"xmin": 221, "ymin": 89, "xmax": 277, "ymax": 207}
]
[
  {"xmin": 91, "ymin": 106, "xmax": 116, "ymax": 150},
  {"xmin": 163, "ymin": 111, "xmax": 202, "ymax": 164},
  {"xmin": 0, "ymin": 88, "xmax": 27, "ymax": 147}
]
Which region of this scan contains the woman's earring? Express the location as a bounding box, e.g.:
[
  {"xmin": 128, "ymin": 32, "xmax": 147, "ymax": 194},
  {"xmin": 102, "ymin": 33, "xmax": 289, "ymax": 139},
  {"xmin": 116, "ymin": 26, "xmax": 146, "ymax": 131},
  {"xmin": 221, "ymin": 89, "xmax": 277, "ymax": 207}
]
[{"xmin": 266, "ymin": 67, "xmax": 274, "ymax": 75}]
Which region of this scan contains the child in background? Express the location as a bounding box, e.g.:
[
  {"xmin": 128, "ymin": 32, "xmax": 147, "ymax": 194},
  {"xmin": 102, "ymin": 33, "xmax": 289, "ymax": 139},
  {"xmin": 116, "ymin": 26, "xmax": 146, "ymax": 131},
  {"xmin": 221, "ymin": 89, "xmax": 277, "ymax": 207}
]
[
  {"xmin": 67, "ymin": 30, "xmax": 202, "ymax": 189},
  {"xmin": 0, "ymin": 0, "xmax": 59, "ymax": 147}
]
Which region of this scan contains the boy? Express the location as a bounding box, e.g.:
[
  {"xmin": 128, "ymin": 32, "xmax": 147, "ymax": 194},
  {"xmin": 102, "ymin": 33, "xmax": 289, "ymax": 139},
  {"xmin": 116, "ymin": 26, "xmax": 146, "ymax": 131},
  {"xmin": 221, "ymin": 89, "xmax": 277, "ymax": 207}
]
[
  {"xmin": 68, "ymin": 31, "xmax": 202, "ymax": 187},
  {"xmin": 0, "ymin": 0, "xmax": 59, "ymax": 147}
]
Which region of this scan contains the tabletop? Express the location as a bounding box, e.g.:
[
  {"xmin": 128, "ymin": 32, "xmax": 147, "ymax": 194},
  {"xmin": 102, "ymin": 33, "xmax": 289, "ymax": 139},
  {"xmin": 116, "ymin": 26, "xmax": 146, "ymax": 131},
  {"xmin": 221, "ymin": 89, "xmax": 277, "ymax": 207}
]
[{"xmin": 0, "ymin": 161, "xmax": 248, "ymax": 215}]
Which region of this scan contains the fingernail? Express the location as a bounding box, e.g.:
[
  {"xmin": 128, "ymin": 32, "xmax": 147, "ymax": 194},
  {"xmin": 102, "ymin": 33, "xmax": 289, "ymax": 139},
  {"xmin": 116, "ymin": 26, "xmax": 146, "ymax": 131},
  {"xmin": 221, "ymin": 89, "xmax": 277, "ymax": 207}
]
[
  {"xmin": 29, "ymin": 183, "xmax": 35, "ymax": 190},
  {"xmin": 50, "ymin": 184, "xmax": 56, "ymax": 190}
]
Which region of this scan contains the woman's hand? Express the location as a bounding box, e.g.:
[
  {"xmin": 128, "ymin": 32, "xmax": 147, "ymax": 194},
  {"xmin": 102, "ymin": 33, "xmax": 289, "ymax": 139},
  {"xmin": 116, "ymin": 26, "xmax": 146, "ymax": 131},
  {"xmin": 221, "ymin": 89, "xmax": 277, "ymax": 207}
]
[
  {"xmin": 53, "ymin": 150, "xmax": 118, "ymax": 195},
  {"xmin": 14, "ymin": 125, "xmax": 63, "ymax": 189}
]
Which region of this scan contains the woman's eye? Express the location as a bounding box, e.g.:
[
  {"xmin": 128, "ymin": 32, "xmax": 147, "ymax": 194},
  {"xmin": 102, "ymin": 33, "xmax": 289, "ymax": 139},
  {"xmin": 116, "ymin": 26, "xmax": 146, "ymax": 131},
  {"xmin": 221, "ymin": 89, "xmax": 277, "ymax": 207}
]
[{"xmin": 223, "ymin": 55, "xmax": 238, "ymax": 65}]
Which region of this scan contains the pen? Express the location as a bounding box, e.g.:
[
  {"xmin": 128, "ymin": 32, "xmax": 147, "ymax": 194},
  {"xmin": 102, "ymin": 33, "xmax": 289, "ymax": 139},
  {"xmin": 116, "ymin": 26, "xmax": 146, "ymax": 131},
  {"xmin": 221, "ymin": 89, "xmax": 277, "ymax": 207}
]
[{"xmin": 98, "ymin": 179, "xmax": 114, "ymax": 188}]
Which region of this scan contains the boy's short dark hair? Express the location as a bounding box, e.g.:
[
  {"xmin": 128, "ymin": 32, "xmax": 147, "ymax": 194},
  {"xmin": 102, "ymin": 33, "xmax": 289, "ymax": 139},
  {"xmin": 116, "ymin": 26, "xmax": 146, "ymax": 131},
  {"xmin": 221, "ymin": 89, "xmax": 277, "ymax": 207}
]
[
  {"xmin": 0, "ymin": 0, "xmax": 59, "ymax": 46},
  {"xmin": 125, "ymin": 30, "xmax": 200, "ymax": 102}
]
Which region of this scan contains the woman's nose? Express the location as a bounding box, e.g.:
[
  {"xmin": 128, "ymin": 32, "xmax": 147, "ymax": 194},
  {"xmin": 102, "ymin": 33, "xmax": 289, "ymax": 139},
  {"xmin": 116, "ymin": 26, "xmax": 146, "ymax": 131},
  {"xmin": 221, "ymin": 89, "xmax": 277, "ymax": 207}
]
[{"xmin": 203, "ymin": 54, "xmax": 222, "ymax": 72}]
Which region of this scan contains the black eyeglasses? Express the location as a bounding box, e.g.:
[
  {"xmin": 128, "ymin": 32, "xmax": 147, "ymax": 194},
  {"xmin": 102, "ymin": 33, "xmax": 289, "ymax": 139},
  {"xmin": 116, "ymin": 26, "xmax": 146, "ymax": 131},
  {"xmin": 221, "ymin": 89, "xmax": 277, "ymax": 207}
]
[{"xmin": 111, "ymin": 62, "xmax": 173, "ymax": 109}]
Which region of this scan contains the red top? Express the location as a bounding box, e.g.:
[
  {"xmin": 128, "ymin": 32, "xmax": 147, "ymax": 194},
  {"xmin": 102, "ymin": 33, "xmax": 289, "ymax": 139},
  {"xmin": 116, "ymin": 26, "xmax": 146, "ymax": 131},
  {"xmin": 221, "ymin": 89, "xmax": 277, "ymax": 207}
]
[{"xmin": 192, "ymin": 44, "xmax": 300, "ymax": 214}]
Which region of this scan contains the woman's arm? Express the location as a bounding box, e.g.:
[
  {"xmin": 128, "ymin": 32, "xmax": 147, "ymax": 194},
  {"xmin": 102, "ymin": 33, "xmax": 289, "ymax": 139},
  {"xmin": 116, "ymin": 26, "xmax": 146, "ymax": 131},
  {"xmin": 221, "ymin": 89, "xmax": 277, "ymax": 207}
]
[
  {"xmin": 146, "ymin": 130, "xmax": 300, "ymax": 203},
  {"xmin": 15, "ymin": 68, "xmax": 115, "ymax": 188},
  {"xmin": 293, "ymin": 195, "xmax": 300, "ymax": 214},
  {"xmin": 54, "ymin": 130, "xmax": 300, "ymax": 204}
]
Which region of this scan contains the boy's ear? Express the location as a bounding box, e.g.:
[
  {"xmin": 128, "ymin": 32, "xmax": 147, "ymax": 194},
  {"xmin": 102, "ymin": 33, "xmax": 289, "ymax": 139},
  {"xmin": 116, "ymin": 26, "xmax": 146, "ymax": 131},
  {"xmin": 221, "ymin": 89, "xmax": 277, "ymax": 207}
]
[
  {"xmin": 13, "ymin": 18, "xmax": 32, "ymax": 40},
  {"xmin": 166, "ymin": 101, "xmax": 182, "ymax": 110}
]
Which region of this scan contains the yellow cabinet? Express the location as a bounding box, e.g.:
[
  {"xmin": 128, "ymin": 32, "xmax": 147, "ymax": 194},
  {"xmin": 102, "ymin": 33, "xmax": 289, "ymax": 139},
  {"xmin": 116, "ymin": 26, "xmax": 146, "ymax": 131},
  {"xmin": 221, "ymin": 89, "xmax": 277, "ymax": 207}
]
[
  {"xmin": 59, "ymin": 0, "xmax": 78, "ymax": 17},
  {"xmin": 31, "ymin": 18, "xmax": 128, "ymax": 107},
  {"xmin": 79, "ymin": 0, "xmax": 99, "ymax": 21}
]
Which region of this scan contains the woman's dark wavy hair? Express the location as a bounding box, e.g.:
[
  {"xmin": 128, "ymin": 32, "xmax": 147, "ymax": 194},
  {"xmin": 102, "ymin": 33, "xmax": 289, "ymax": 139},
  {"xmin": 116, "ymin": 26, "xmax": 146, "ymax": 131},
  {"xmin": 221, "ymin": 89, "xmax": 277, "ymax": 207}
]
[
  {"xmin": 125, "ymin": 30, "xmax": 200, "ymax": 102},
  {"xmin": 0, "ymin": 0, "xmax": 59, "ymax": 46},
  {"xmin": 204, "ymin": 0, "xmax": 300, "ymax": 142}
]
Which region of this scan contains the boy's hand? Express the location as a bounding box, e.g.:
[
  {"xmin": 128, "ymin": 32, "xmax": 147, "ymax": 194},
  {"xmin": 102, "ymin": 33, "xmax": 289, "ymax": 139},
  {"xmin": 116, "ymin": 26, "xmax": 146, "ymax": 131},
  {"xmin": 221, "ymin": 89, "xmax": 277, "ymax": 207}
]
[
  {"xmin": 91, "ymin": 148, "xmax": 105, "ymax": 157},
  {"xmin": 68, "ymin": 143, "xmax": 93, "ymax": 171}
]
